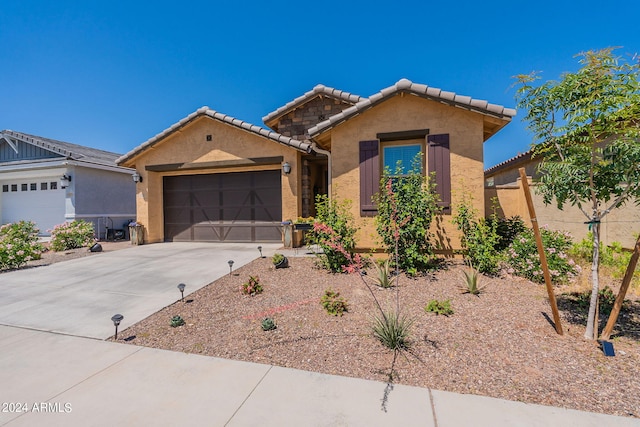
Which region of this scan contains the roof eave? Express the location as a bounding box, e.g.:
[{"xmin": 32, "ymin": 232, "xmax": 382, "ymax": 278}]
[
  {"xmin": 309, "ymin": 79, "xmax": 516, "ymax": 138},
  {"xmin": 117, "ymin": 107, "xmax": 312, "ymax": 166}
]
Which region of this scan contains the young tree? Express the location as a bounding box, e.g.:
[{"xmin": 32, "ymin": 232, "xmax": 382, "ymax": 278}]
[{"xmin": 514, "ymin": 48, "xmax": 640, "ymax": 339}]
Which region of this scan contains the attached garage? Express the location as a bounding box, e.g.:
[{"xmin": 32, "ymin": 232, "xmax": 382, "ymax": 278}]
[
  {"xmin": 116, "ymin": 107, "xmax": 313, "ymax": 244},
  {"xmin": 163, "ymin": 170, "xmax": 282, "ymax": 242}
]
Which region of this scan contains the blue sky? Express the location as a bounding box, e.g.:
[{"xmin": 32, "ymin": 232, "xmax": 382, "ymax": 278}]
[{"xmin": 2, "ymin": 1, "xmax": 638, "ymax": 168}]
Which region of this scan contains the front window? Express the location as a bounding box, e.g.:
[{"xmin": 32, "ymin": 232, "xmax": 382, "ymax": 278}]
[{"xmin": 382, "ymin": 142, "xmax": 423, "ymax": 175}]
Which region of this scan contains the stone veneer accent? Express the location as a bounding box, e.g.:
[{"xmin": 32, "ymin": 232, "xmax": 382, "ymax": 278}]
[{"xmin": 275, "ymin": 96, "xmax": 356, "ymax": 139}]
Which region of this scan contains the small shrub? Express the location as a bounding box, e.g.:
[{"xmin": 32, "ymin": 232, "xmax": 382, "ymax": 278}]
[
  {"xmin": 576, "ymin": 286, "xmax": 618, "ymax": 316},
  {"xmin": 373, "ymin": 259, "xmax": 392, "ymax": 288},
  {"xmin": 0, "ymin": 221, "xmax": 43, "ymax": 270},
  {"xmin": 170, "ymin": 315, "xmax": 185, "ymax": 327},
  {"xmin": 261, "ymin": 317, "xmax": 277, "ymax": 331},
  {"xmin": 49, "ymin": 220, "xmax": 95, "ymax": 251},
  {"xmin": 308, "ymin": 195, "xmax": 358, "ymax": 273},
  {"xmin": 241, "ymin": 275, "xmax": 263, "ymax": 296},
  {"xmin": 459, "ymin": 266, "xmax": 485, "ymax": 295},
  {"xmin": 372, "ymin": 309, "xmax": 413, "ymax": 349},
  {"xmin": 491, "ymin": 216, "xmax": 527, "ymax": 252},
  {"xmin": 570, "ymin": 233, "xmax": 640, "ymax": 287},
  {"xmin": 272, "ymin": 253, "xmax": 284, "ymax": 264},
  {"xmin": 505, "ymin": 227, "xmax": 578, "ymax": 284},
  {"xmin": 453, "ymin": 196, "xmax": 502, "ymax": 275},
  {"xmin": 424, "ymin": 299, "xmax": 454, "ymax": 316},
  {"xmin": 320, "ymin": 288, "xmax": 348, "ymax": 316}
]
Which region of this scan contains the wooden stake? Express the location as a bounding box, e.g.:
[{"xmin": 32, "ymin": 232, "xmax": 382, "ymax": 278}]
[
  {"xmin": 519, "ymin": 168, "xmax": 563, "ymax": 335},
  {"xmin": 600, "ymin": 234, "xmax": 640, "ymax": 340}
]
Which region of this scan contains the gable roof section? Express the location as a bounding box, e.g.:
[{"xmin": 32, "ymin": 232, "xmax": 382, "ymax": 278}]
[
  {"xmin": 117, "ymin": 107, "xmax": 312, "ymax": 166},
  {"xmin": 308, "ymin": 79, "xmax": 517, "ymax": 139},
  {"xmin": 0, "ymin": 130, "xmax": 122, "ymax": 166},
  {"xmin": 262, "ymin": 84, "xmax": 363, "ymax": 126}
]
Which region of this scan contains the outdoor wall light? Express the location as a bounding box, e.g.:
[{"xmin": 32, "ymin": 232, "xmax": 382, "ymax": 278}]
[
  {"xmin": 257, "ymin": 246, "xmax": 263, "ymax": 258},
  {"xmin": 228, "ymin": 260, "xmax": 234, "ymax": 276},
  {"xmin": 132, "ymin": 172, "xmax": 143, "ymax": 183},
  {"xmin": 177, "ymin": 283, "xmax": 186, "ymax": 302},
  {"xmin": 282, "ymin": 162, "xmax": 292, "ymax": 175},
  {"xmin": 60, "ymin": 174, "xmax": 72, "ymax": 188},
  {"xmin": 111, "ymin": 313, "xmax": 124, "ymax": 340}
]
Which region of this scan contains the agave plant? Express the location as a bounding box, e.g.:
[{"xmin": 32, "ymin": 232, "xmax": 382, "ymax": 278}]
[
  {"xmin": 373, "ymin": 259, "xmax": 392, "ymax": 288},
  {"xmin": 261, "ymin": 317, "xmax": 277, "ymax": 331},
  {"xmin": 459, "ymin": 264, "xmax": 485, "ymax": 295}
]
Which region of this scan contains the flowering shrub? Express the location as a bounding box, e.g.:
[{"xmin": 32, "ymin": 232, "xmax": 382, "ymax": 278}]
[
  {"xmin": 505, "ymin": 227, "xmax": 578, "ymax": 284},
  {"xmin": 49, "ymin": 220, "xmax": 95, "ymax": 251},
  {"xmin": 0, "ymin": 221, "xmax": 43, "ymax": 270},
  {"xmin": 375, "ymin": 163, "xmax": 439, "ymax": 275},
  {"xmin": 308, "ymin": 195, "xmax": 358, "ymax": 273}
]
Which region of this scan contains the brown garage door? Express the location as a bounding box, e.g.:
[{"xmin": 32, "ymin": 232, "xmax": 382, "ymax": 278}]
[{"xmin": 163, "ymin": 171, "xmax": 282, "ymax": 242}]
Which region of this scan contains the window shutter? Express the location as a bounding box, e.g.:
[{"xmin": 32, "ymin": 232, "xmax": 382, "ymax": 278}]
[
  {"xmin": 427, "ymin": 134, "xmax": 451, "ymax": 214},
  {"xmin": 359, "ymin": 140, "xmax": 379, "ymax": 217}
]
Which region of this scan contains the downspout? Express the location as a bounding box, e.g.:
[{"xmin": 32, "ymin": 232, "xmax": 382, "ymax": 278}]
[{"xmin": 311, "ymin": 142, "xmax": 331, "ymax": 199}]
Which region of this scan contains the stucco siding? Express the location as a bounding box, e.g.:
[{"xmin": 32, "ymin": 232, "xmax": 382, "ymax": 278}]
[
  {"xmin": 487, "ymin": 179, "xmax": 640, "ymax": 249},
  {"xmin": 74, "ymin": 167, "xmax": 135, "ymax": 215},
  {"xmin": 329, "ymin": 95, "xmax": 486, "ymax": 250}
]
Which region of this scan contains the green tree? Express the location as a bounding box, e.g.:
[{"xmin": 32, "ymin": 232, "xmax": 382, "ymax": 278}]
[{"xmin": 514, "ymin": 47, "xmax": 640, "ymax": 339}]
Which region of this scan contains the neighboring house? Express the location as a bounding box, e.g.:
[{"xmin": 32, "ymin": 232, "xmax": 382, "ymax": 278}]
[
  {"xmin": 485, "ymin": 150, "xmax": 640, "ymax": 248},
  {"xmin": 0, "ymin": 130, "xmax": 136, "ymax": 238},
  {"xmin": 117, "ymin": 79, "xmax": 515, "ymax": 251}
]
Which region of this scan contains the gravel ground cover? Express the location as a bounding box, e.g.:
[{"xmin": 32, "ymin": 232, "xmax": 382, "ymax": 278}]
[{"xmin": 114, "ymin": 255, "xmax": 640, "ymax": 419}]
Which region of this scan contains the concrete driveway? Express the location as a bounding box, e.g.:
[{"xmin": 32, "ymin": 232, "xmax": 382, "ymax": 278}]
[{"xmin": 0, "ymin": 242, "xmax": 281, "ymax": 339}]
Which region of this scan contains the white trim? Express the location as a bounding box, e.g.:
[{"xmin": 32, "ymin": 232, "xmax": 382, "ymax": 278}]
[
  {"xmin": 0, "ymin": 159, "xmax": 134, "ymax": 175},
  {"xmin": 64, "ymin": 213, "xmax": 136, "ymax": 219},
  {"xmin": 62, "ymin": 160, "xmax": 134, "ymax": 174}
]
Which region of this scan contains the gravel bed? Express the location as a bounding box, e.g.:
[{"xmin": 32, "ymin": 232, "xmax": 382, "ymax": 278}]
[{"xmin": 116, "ymin": 256, "xmax": 640, "ymax": 418}]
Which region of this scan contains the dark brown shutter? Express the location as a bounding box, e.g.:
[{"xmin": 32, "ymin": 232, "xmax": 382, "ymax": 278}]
[
  {"xmin": 427, "ymin": 134, "xmax": 451, "ymax": 214},
  {"xmin": 359, "ymin": 140, "xmax": 379, "ymax": 217}
]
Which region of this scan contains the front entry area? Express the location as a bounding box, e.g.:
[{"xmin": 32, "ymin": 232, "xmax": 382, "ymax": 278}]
[{"xmin": 163, "ymin": 170, "xmax": 282, "ymax": 242}]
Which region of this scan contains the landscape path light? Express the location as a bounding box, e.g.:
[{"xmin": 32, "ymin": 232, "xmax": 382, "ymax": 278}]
[
  {"xmin": 111, "ymin": 314, "xmax": 123, "ymax": 340},
  {"xmin": 228, "ymin": 260, "xmax": 234, "ymax": 276},
  {"xmin": 257, "ymin": 246, "xmax": 263, "ymax": 258},
  {"xmin": 177, "ymin": 283, "xmax": 186, "ymax": 302}
]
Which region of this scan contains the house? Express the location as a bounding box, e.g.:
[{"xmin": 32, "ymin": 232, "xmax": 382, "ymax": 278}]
[
  {"xmin": 0, "ymin": 130, "xmax": 136, "ymax": 238},
  {"xmin": 485, "ymin": 150, "xmax": 640, "ymax": 249},
  {"xmin": 117, "ymin": 79, "xmax": 515, "ymax": 251}
]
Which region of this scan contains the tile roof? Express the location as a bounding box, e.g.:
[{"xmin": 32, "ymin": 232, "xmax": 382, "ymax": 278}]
[
  {"xmin": 117, "ymin": 107, "xmax": 312, "ymax": 165},
  {"xmin": 262, "ymin": 84, "xmax": 363, "ymax": 125},
  {"xmin": 484, "ymin": 149, "xmax": 533, "ymax": 176},
  {"xmin": 308, "ymin": 78, "xmax": 517, "ymax": 137},
  {"xmin": 0, "ymin": 130, "xmax": 123, "ymax": 166}
]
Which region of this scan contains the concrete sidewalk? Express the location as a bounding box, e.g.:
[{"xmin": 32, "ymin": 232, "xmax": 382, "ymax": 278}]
[
  {"xmin": 1, "ymin": 326, "xmax": 638, "ymax": 427},
  {"xmin": 0, "ymin": 242, "xmax": 281, "ymax": 339}
]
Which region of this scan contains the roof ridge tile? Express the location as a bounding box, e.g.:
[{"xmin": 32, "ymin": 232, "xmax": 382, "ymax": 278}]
[{"xmin": 262, "ymin": 84, "xmax": 364, "ymax": 124}]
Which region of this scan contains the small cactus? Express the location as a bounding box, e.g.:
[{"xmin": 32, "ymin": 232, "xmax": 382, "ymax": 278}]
[{"xmin": 261, "ymin": 317, "xmax": 277, "ymax": 331}]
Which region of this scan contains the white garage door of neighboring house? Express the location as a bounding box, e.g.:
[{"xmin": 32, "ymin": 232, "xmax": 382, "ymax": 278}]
[{"xmin": 1, "ymin": 179, "xmax": 65, "ymax": 235}]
